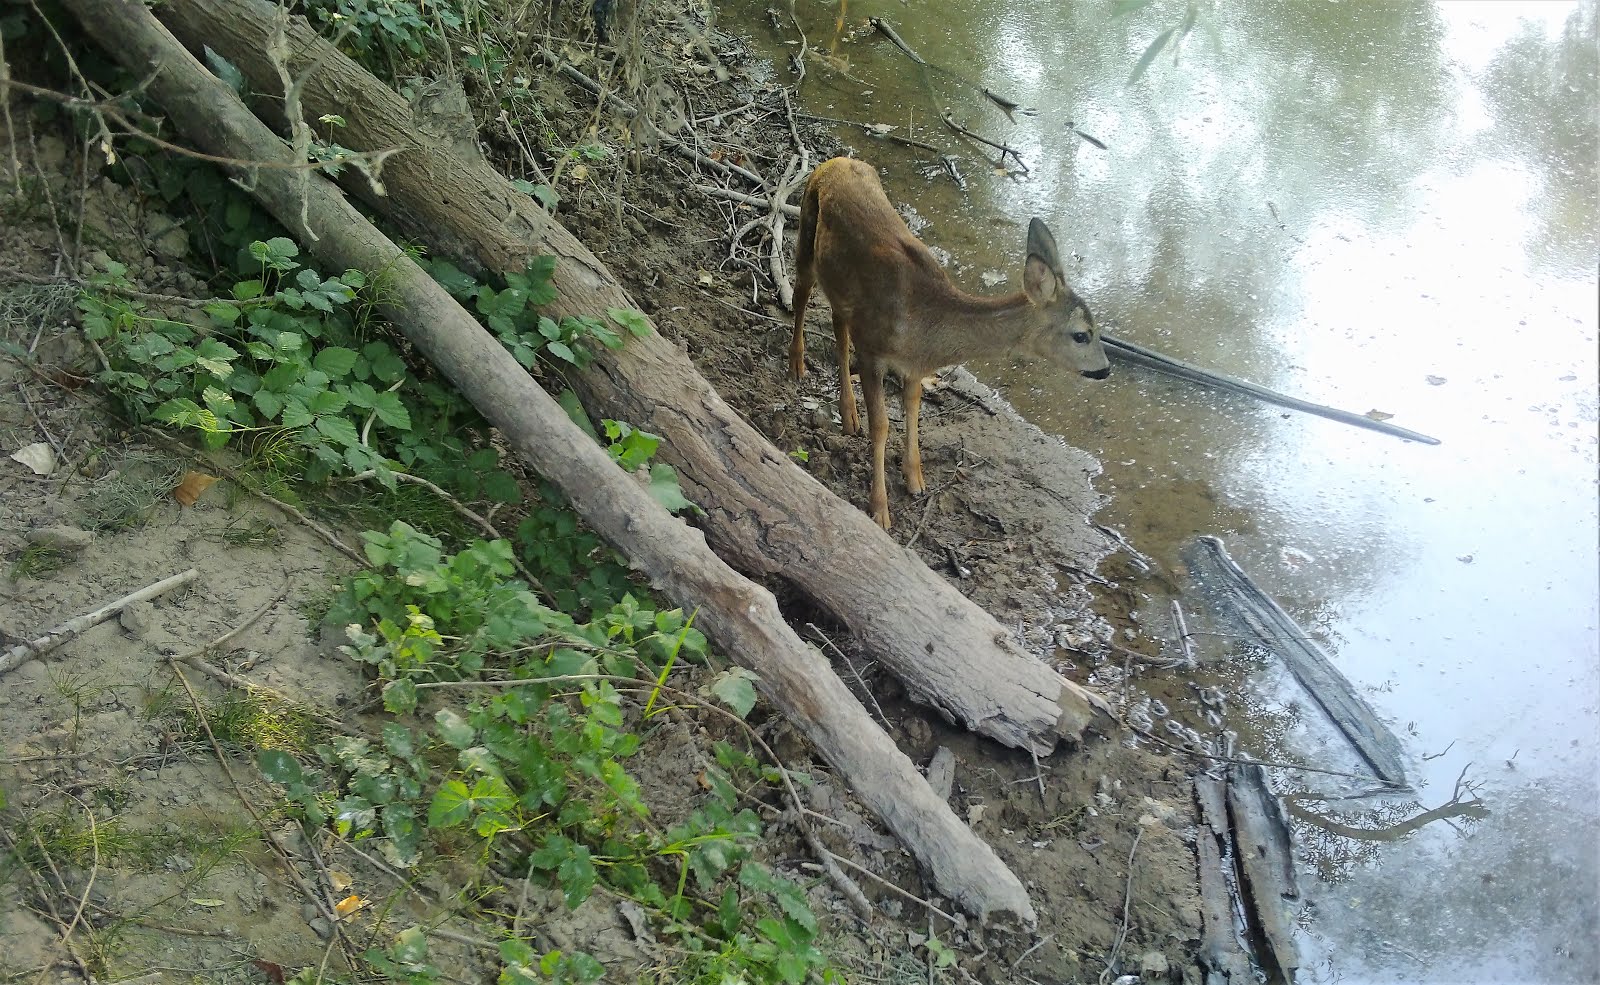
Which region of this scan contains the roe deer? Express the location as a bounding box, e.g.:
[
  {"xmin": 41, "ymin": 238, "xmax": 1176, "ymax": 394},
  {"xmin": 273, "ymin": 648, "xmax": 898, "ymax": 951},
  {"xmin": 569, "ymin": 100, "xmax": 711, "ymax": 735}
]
[{"xmin": 789, "ymin": 156, "xmax": 1111, "ymax": 530}]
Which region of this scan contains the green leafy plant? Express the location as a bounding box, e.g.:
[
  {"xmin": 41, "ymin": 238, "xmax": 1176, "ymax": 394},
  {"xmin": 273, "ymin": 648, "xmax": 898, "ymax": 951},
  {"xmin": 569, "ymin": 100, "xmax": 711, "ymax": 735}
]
[
  {"xmin": 299, "ymin": 0, "xmax": 464, "ymax": 63},
  {"xmin": 79, "ymin": 245, "xmax": 410, "ymax": 481},
  {"xmin": 425, "ymin": 255, "xmax": 651, "ymax": 371},
  {"xmin": 258, "ymin": 522, "xmax": 836, "ymax": 984}
]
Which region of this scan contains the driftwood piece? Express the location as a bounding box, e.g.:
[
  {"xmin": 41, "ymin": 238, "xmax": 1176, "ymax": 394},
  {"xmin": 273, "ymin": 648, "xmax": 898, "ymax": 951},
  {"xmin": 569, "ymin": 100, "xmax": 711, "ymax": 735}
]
[
  {"xmin": 1226, "ymin": 765, "xmax": 1300, "ymax": 981},
  {"xmin": 1193, "ymin": 775, "xmax": 1252, "ymax": 985},
  {"xmin": 1183, "ymin": 535, "xmax": 1410, "ymax": 787},
  {"xmin": 58, "ymin": 0, "xmax": 1038, "ymax": 926},
  {"xmin": 1103, "ymin": 333, "xmax": 1441, "ymax": 445},
  {"xmin": 152, "ymin": 0, "xmax": 1113, "ymax": 758},
  {"xmin": 0, "ymin": 568, "xmax": 200, "ymax": 675}
]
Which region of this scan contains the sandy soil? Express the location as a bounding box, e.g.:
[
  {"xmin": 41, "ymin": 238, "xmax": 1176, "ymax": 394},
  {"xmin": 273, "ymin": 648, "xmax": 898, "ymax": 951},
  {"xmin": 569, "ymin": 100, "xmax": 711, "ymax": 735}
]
[{"xmin": 0, "ymin": 19, "xmax": 1209, "ymax": 985}]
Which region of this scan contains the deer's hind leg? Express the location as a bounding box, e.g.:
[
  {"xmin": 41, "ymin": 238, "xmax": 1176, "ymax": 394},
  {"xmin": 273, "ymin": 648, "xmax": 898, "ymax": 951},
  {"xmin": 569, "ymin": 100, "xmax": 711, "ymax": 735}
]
[
  {"xmin": 832, "ymin": 310, "xmax": 860, "ymax": 436},
  {"xmin": 860, "ymin": 356, "xmax": 891, "ymax": 529}
]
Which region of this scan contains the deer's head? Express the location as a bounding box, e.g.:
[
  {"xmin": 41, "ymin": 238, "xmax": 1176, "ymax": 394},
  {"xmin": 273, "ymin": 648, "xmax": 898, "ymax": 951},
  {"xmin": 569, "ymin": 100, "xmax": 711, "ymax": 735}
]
[{"xmin": 1023, "ymin": 218, "xmax": 1111, "ymax": 381}]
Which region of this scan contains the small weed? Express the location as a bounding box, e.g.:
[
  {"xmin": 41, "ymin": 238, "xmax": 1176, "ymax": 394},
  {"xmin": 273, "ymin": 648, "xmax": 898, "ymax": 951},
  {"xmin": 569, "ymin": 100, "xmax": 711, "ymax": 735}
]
[
  {"xmin": 171, "ymin": 691, "xmax": 315, "ymax": 754},
  {"xmin": 75, "ymin": 450, "xmax": 185, "ymax": 532},
  {"xmin": 216, "ymin": 517, "xmax": 283, "ymax": 548},
  {"xmin": 9, "ymin": 543, "xmax": 76, "ymax": 579},
  {"xmin": 49, "ymin": 670, "xmax": 120, "ymax": 753}
]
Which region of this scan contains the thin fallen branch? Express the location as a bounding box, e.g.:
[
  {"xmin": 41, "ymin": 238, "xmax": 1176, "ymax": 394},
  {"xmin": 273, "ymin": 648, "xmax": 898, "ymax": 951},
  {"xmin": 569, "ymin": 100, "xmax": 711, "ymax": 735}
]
[
  {"xmin": 1098, "ymin": 826, "xmax": 1143, "ymax": 985},
  {"xmin": 940, "ymin": 109, "xmax": 1028, "ymax": 172},
  {"xmin": 794, "ymin": 111, "xmax": 944, "ymax": 154},
  {"xmin": 696, "ymin": 183, "xmax": 801, "ymax": 216},
  {"xmin": 785, "ymin": 1, "xmax": 808, "ymax": 82},
  {"xmin": 766, "ymin": 154, "xmax": 806, "ymax": 310},
  {"xmin": 0, "ymin": 568, "xmax": 199, "ymax": 675},
  {"xmin": 1169, "ymin": 599, "xmax": 1194, "ymax": 667},
  {"xmin": 1103, "ymin": 333, "xmax": 1441, "ymax": 445}
]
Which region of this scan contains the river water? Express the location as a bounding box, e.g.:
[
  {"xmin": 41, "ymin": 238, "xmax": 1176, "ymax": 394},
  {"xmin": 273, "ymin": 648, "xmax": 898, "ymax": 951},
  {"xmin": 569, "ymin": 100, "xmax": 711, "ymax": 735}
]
[{"xmin": 729, "ymin": 1, "xmax": 1598, "ymax": 981}]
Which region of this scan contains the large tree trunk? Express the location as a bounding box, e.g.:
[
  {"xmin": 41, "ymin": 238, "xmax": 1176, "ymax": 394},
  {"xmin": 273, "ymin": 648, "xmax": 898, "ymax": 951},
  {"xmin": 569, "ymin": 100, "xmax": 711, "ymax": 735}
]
[
  {"xmin": 57, "ymin": 0, "xmax": 1038, "ymax": 927},
  {"xmin": 151, "ymin": 0, "xmax": 1113, "ymax": 757}
]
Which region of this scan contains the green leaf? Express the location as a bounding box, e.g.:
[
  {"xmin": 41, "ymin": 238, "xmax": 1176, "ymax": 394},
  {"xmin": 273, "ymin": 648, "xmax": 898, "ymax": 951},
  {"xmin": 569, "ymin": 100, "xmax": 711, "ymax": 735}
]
[
  {"xmin": 313, "ymin": 346, "xmax": 359, "ymax": 377},
  {"xmin": 557, "ymin": 844, "xmax": 595, "ymax": 909},
  {"xmin": 606, "ymin": 307, "xmax": 652, "ymax": 337},
  {"xmin": 427, "ymin": 259, "xmax": 480, "ymax": 298},
  {"xmin": 203, "ymin": 45, "xmax": 247, "ymax": 95},
  {"xmin": 383, "ymin": 679, "xmax": 418, "ymax": 714},
  {"xmin": 482, "ymin": 470, "xmax": 521, "ymax": 504},
  {"xmin": 435, "ymin": 709, "xmax": 476, "ymax": 748},
  {"xmin": 545, "ymin": 340, "xmax": 576, "ymax": 364},
  {"xmin": 556, "ymin": 389, "xmax": 598, "ymax": 439},
  {"xmin": 365, "ymin": 343, "xmax": 407, "ymax": 383},
  {"xmin": 314, "ymin": 414, "xmax": 360, "ymax": 447},
  {"xmin": 428, "ymin": 779, "xmax": 473, "ymax": 828},
  {"xmin": 391, "ymin": 925, "xmax": 429, "ymax": 963},
  {"xmin": 232, "ymin": 279, "xmax": 265, "ymax": 301},
  {"xmin": 371, "ymin": 392, "xmax": 411, "ymax": 430},
  {"xmin": 250, "ymin": 237, "xmax": 300, "ymax": 271},
  {"xmin": 647, "ymin": 463, "xmax": 699, "ymax": 515},
  {"xmin": 709, "ymin": 669, "xmax": 758, "ymax": 718},
  {"xmin": 257, "ymin": 749, "xmax": 304, "ymax": 785},
  {"xmin": 280, "ymin": 398, "xmax": 313, "ymax": 429},
  {"xmin": 308, "ymin": 389, "xmax": 349, "ymax": 415},
  {"xmin": 204, "ymin": 302, "xmax": 242, "ymax": 327}
]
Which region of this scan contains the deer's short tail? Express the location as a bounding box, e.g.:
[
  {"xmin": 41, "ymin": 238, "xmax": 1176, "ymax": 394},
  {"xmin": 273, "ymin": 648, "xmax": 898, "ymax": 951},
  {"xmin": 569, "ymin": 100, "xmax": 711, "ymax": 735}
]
[
  {"xmin": 787, "ymin": 170, "xmax": 823, "ymax": 378},
  {"xmin": 792, "ymin": 174, "xmax": 822, "ymax": 312}
]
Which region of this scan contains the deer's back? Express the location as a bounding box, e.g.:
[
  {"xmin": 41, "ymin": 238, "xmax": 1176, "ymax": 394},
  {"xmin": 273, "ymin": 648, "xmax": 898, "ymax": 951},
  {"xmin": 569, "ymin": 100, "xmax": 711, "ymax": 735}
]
[{"xmin": 807, "ymin": 159, "xmax": 951, "ymax": 358}]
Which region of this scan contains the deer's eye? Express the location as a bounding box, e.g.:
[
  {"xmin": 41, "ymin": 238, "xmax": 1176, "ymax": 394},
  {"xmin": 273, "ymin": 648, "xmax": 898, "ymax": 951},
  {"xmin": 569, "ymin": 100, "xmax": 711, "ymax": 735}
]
[{"xmin": 1071, "ymin": 332, "xmax": 1090, "ymax": 345}]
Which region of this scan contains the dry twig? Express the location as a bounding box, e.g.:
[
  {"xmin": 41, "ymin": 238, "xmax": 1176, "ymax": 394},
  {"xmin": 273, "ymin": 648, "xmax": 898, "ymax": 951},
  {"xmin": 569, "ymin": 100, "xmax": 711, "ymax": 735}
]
[{"xmin": 0, "ymin": 568, "xmax": 200, "ymax": 676}]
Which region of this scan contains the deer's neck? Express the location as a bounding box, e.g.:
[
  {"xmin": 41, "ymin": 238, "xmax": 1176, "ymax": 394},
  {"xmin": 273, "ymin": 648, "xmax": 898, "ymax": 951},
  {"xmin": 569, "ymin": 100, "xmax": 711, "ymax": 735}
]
[{"xmin": 907, "ymin": 282, "xmax": 1035, "ymax": 371}]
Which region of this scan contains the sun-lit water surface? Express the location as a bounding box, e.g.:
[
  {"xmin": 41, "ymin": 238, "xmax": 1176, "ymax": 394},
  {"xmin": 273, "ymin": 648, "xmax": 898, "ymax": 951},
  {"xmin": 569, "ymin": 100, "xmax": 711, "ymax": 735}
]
[{"xmin": 730, "ymin": 1, "xmax": 1598, "ymax": 980}]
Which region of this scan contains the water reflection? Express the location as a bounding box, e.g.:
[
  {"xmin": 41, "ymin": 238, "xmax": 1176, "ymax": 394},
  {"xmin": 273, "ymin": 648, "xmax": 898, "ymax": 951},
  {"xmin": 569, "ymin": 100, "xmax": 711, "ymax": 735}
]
[
  {"xmin": 734, "ymin": 1, "xmax": 1598, "ymax": 981},
  {"xmin": 1480, "ymin": 1, "xmax": 1599, "ymax": 276}
]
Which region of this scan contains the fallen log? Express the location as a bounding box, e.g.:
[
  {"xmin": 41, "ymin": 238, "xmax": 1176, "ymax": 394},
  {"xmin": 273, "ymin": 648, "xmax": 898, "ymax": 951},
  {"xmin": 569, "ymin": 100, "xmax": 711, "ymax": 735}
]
[
  {"xmin": 59, "ymin": 0, "xmax": 1038, "ymax": 926},
  {"xmin": 154, "ymin": 0, "xmax": 1113, "ymax": 756}
]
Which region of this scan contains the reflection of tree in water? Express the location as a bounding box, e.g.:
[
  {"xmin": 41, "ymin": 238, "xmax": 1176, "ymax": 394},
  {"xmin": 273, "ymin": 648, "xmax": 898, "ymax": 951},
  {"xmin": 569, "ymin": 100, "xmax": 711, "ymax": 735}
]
[
  {"xmin": 1481, "ymin": 0, "xmax": 1599, "ymax": 278},
  {"xmin": 1037, "ymin": 0, "xmax": 1456, "ymax": 296},
  {"xmin": 1304, "ymin": 775, "xmax": 1599, "ymax": 982},
  {"xmin": 1223, "ymin": 1, "xmax": 1452, "ymax": 232}
]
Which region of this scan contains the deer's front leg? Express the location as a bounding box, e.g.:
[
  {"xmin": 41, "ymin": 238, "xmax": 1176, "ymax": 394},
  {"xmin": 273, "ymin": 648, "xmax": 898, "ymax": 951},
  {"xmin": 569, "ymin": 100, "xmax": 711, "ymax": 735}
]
[
  {"xmin": 861, "ymin": 360, "xmax": 891, "ymax": 529},
  {"xmin": 901, "ymin": 374, "xmax": 926, "ymax": 497}
]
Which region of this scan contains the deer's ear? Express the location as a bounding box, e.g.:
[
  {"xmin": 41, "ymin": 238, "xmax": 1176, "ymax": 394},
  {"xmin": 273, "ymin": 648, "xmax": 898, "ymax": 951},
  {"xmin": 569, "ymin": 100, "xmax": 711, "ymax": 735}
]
[
  {"xmin": 1025, "ymin": 219, "xmax": 1064, "ymax": 303},
  {"xmin": 1026, "ymin": 218, "xmax": 1062, "ymax": 271},
  {"xmin": 1024, "ymin": 254, "xmax": 1061, "ymax": 303}
]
